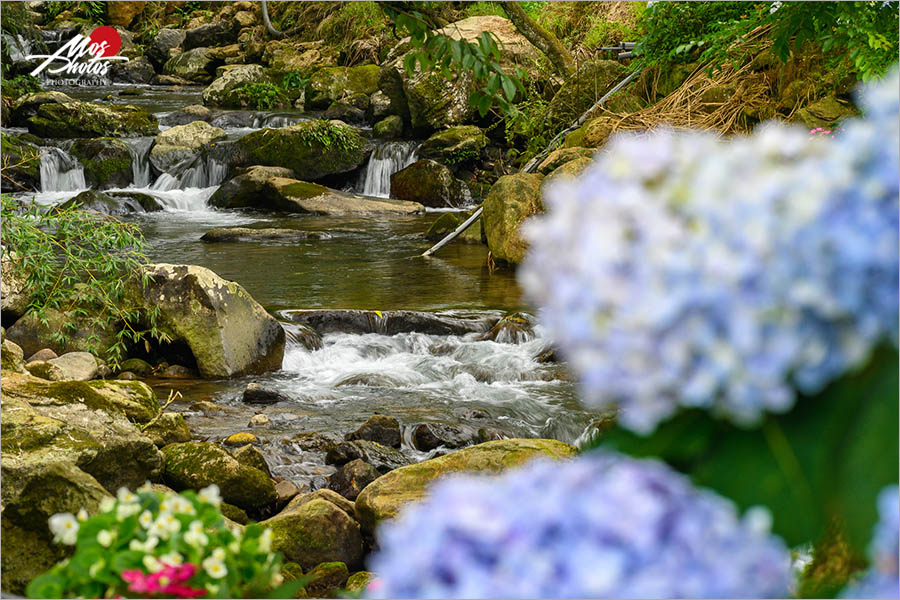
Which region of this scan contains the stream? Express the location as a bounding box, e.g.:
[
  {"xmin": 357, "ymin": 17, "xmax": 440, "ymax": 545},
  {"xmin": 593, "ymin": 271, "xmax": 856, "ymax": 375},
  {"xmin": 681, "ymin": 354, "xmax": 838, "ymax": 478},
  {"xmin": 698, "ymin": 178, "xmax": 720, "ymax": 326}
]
[{"xmin": 9, "ymin": 84, "xmax": 603, "ymax": 490}]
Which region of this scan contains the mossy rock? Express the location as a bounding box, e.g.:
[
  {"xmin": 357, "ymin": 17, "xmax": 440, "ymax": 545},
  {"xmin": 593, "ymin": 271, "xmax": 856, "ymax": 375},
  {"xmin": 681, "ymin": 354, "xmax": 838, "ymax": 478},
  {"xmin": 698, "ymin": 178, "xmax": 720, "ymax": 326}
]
[
  {"xmin": 307, "ymin": 64, "xmax": 380, "ymax": 110},
  {"xmin": 582, "ymin": 116, "xmax": 618, "ymax": 148},
  {"xmin": 537, "ymin": 147, "xmax": 593, "ymax": 175},
  {"xmin": 264, "ymin": 496, "xmax": 363, "ymax": 570},
  {"xmin": 425, "ymin": 210, "xmax": 483, "ymax": 244},
  {"xmin": 418, "ymin": 125, "xmax": 486, "ymax": 165},
  {"xmin": 373, "ymin": 115, "xmax": 403, "ymax": 139},
  {"xmin": 285, "ymin": 488, "xmax": 356, "ymax": 519},
  {"xmin": 9, "ymin": 90, "xmax": 75, "ymax": 126},
  {"xmin": 26, "ymin": 101, "xmax": 158, "ymax": 138},
  {"xmin": 793, "ymin": 95, "xmax": 858, "ymax": 129},
  {"xmin": 163, "ymin": 47, "xmax": 216, "ymax": 83},
  {"xmin": 481, "ymin": 173, "xmax": 544, "ymax": 265},
  {"xmin": 544, "ymin": 60, "xmax": 627, "ymax": 131},
  {"xmin": 162, "ymin": 441, "xmax": 276, "ymax": 510},
  {"xmin": 232, "ymin": 443, "xmax": 271, "ymax": 477},
  {"xmin": 2, "ymin": 338, "xmax": 26, "ymax": 374},
  {"xmin": 6, "ymin": 307, "xmax": 120, "ymax": 358},
  {"xmin": 220, "ymin": 501, "xmax": 249, "ymax": 525},
  {"xmin": 354, "ymin": 438, "xmax": 577, "ymax": 534},
  {"xmin": 129, "ymin": 263, "xmax": 285, "ymax": 378},
  {"xmin": 0, "ymin": 132, "xmax": 40, "ymax": 192},
  {"xmin": 150, "ymin": 121, "xmax": 227, "ymax": 174},
  {"xmin": 389, "ymin": 159, "xmax": 470, "ymax": 208},
  {"xmin": 265, "ymin": 177, "xmax": 424, "ymax": 215},
  {"xmin": 543, "ymin": 157, "xmax": 593, "ymax": 186},
  {"xmin": 208, "ymin": 166, "xmax": 296, "ymax": 209},
  {"xmin": 345, "ymin": 571, "xmax": 373, "ymax": 594},
  {"xmin": 305, "ymin": 561, "xmax": 350, "ymax": 598},
  {"xmin": 119, "ymin": 357, "xmax": 153, "ymax": 376},
  {"xmin": 406, "ymin": 68, "xmax": 477, "ymax": 133},
  {"xmin": 201, "ymin": 64, "xmax": 271, "ymax": 108},
  {"xmin": 1, "ymin": 515, "xmax": 74, "ymax": 595},
  {"xmin": 69, "ymin": 137, "xmax": 133, "ymax": 189},
  {"xmin": 563, "ymin": 125, "xmax": 587, "ymax": 149},
  {"xmin": 224, "ymin": 432, "xmax": 259, "ymax": 446},
  {"xmin": 234, "ymin": 121, "xmax": 368, "ymax": 181},
  {"xmin": 143, "ymin": 412, "xmax": 191, "ymax": 447},
  {"xmin": 60, "ymin": 190, "xmax": 163, "ymax": 216}
]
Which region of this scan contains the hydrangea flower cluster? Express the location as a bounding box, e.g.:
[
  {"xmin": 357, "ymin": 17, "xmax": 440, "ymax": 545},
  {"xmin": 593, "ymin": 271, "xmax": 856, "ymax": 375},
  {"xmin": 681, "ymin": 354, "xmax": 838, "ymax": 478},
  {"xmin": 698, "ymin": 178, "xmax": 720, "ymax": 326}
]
[
  {"xmin": 519, "ymin": 70, "xmax": 899, "ymax": 433},
  {"xmin": 842, "ymin": 485, "xmax": 899, "ymax": 598},
  {"xmin": 367, "ymin": 452, "xmax": 792, "ymax": 598},
  {"xmin": 29, "ymin": 483, "xmax": 285, "ymax": 599}
]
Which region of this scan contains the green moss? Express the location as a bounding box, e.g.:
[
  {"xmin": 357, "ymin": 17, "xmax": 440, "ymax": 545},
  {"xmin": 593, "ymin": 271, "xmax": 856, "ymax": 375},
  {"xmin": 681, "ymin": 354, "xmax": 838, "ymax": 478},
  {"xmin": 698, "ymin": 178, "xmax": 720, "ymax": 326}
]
[
  {"xmin": 1, "ymin": 132, "xmax": 40, "ymax": 178},
  {"xmin": 280, "ymin": 181, "xmax": 329, "ymax": 199}
]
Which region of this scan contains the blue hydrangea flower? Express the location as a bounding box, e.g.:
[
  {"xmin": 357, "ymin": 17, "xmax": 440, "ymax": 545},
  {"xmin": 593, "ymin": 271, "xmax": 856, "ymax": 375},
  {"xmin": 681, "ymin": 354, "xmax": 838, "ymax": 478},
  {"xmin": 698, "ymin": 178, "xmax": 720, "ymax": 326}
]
[
  {"xmin": 519, "ymin": 70, "xmax": 899, "ymax": 433},
  {"xmin": 367, "ymin": 452, "xmax": 792, "ymax": 598},
  {"xmin": 842, "ymin": 485, "xmax": 899, "ymax": 598}
]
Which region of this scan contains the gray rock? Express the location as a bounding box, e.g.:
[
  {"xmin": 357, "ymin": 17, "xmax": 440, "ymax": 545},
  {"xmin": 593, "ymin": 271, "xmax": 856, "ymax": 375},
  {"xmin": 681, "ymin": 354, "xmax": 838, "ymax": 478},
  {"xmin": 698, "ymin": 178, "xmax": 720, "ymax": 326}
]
[
  {"xmin": 163, "ymin": 47, "xmax": 217, "ymax": 84},
  {"xmin": 242, "ymin": 382, "xmax": 291, "ymax": 404},
  {"xmin": 325, "ymin": 440, "xmax": 412, "ymax": 473},
  {"xmin": 201, "ymin": 227, "xmax": 329, "ymax": 243},
  {"xmin": 328, "ymin": 458, "xmax": 380, "ymax": 501},
  {"xmin": 390, "ymin": 159, "xmax": 470, "ymax": 208},
  {"xmin": 148, "ymin": 28, "xmax": 186, "ymax": 68},
  {"xmin": 344, "ymin": 414, "xmax": 401, "ymax": 448},
  {"xmin": 411, "ymin": 422, "xmax": 476, "ymax": 452},
  {"xmin": 110, "ymin": 55, "xmax": 155, "ymax": 84},
  {"xmin": 184, "ymin": 21, "xmax": 237, "ymax": 51}
]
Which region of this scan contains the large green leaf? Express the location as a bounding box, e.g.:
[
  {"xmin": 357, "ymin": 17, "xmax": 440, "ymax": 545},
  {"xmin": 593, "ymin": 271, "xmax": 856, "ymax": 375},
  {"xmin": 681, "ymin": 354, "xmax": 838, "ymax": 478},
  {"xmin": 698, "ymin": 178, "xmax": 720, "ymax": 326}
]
[{"xmin": 597, "ymin": 345, "xmax": 898, "ymax": 554}]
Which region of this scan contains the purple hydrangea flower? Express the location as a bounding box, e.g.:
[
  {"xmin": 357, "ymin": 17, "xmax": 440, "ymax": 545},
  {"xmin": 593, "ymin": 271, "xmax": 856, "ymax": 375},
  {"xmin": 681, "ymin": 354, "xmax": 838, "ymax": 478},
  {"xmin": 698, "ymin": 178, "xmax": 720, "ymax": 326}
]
[
  {"xmin": 367, "ymin": 452, "xmax": 792, "ymax": 598},
  {"xmin": 519, "ymin": 70, "xmax": 899, "ymax": 433},
  {"xmin": 842, "ymin": 485, "xmax": 899, "ymax": 598}
]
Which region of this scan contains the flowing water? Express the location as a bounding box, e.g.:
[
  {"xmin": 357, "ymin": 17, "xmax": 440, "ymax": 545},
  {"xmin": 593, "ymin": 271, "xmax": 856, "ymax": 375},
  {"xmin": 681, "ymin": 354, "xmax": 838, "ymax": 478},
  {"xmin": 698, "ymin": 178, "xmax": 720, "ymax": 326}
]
[{"xmin": 13, "ymin": 85, "xmax": 598, "ymax": 489}]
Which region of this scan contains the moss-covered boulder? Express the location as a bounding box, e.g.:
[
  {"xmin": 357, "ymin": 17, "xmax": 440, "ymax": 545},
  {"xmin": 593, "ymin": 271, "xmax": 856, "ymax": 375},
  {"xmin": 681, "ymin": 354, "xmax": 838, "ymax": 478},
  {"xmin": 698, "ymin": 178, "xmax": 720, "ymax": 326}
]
[
  {"xmin": 200, "ymin": 227, "xmax": 328, "ymax": 243},
  {"xmin": 582, "ymin": 115, "xmax": 618, "ymax": 148},
  {"xmin": 793, "ymin": 94, "xmax": 858, "ymax": 129},
  {"xmin": 0, "ymin": 132, "xmax": 40, "ymax": 192},
  {"xmin": 355, "ymin": 438, "xmax": 576, "ymax": 534},
  {"xmin": 232, "ymin": 444, "xmax": 271, "ymax": 477},
  {"xmin": 262, "ymin": 497, "xmax": 364, "ymax": 570},
  {"xmin": 306, "ymin": 561, "xmax": 350, "ymax": 598},
  {"xmin": 262, "ymin": 39, "xmax": 334, "ymax": 78},
  {"xmin": 544, "ymin": 60, "xmax": 628, "ymax": 131},
  {"xmin": 418, "ymin": 125, "xmax": 486, "ymax": 165},
  {"xmin": 543, "ymin": 156, "xmax": 593, "ymax": 186},
  {"xmin": 307, "ymin": 64, "xmax": 380, "ymax": 110},
  {"xmin": 129, "ymin": 263, "xmax": 285, "ymax": 378},
  {"xmin": 425, "ymin": 210, "xmax": 483, "ymax": 244},
  {"xmin": 2, "ymin": 338, "xmax": 26, "ymax": 374},
  {"xmin": 390, "ymin": 159, "xmax": 470, "ymax": 208},
  {"xmin": 163, "ymin": 47, "xmax": 217, "ymax": 83},
  {"xmin": 60, "ymin": 190, "xmax": 163, "ymax": 215},
  {"xmin": 162, "ymin": 441, "xmax": 276, "ymax": 510},
  {"xmin": 537, "ymin": 147, "xmax": 594, "ymax": 175},
  {"xmin": 6, "ymin": 306, "xmax": 120, "ymax": 358},
  {"xmin": 68, "ymin": 137, "xmax": 133, "ymax": 189},
  {"xmin": 256, "ymin": 177, "xmax": 424, "ymax": 215},
  {"xmin": 9, "ymin": 90, "xmax": 75, "ymax": 126},
  {"xmin": 208, "ymin": 165, "xmax": 295, "ymax": 209},
  {"xmin": 147, "ymin": 28, "xmax": 186, "ymax": 68},
  {"xmin": 1, "ymin": 249, "xmax": 29, "ymax": 318},
  {"xmin": 26, "ymin": 101, "xmax": 158, "ymax": 138},
  {"xmin": 143, "ymin": 412, "xmax": 191, "ymax": 447},
  {"xmin": 346, "ymin": 571, "xmax": 373, "ymax": 594},
  {"xmin": 482, "ymin": 173, "xmax": 544, "ymax": 265},
  {"xmin": 42, "ymin": 351, "xmax": 99, "ymax": 381},
  {"xmin": 150, "ymin": 120, "xmax": 227, "ymax": 174},
  {"xmin": 373, "ymin": 115, "xmax": 403, "ymax": 139},
  {"xmin": 119, "ymin": 357, "xmax": 153, "ymax": 376},
  {"xmin": 202, "ymin": 64, "xmax": 271, "ymax": 108},
  {"xmin": 328, "ymin": 459, "xmax": 380, "ymax": 501},
  {"xmin": 233, "ymin": 120, "xmax": 368, "ymax": 181}
]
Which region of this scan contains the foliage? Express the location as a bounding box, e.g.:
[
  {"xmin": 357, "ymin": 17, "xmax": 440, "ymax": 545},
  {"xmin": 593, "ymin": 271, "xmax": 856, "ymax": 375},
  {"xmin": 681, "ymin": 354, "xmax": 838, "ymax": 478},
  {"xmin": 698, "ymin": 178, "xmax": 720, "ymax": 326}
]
[
  {"xmin": 42, "ymin": 1, "xmax": 106, "ymax": 24},
  {"xmin": 383, "ymin": 4, "xmax": 525, "ymax": 119},
  {"xmin": 503, "ymin": 81, "xmax": 551, "ymax": 160},
  {"xmin": 26, "ymin": 484, "xmax": 304, "ymax": 599},
  {"xmin": 0, "ymin": 1, "xmax": 32, "ymax": 35},
  {"xmin": 238, "ymin": 82, "xmax": 286, "ymax": 111},
  {"xmin": 296, "ymin": 120, "xmax": 362, "ymax": 153},
  {"xmin": 841, "ymin": 486, "xmax": 900, "ymax": 598},
  {"xmin": 368, "ymin": 452, "xmax": 793, "ymax": 598},
  {"xmin": 280, "ymin": 71, "xmax": 307, "ymax": 91},
  {"xmin": 0, "ymin": 196, "xmax": 169, "ymax": 367},
  {"xmin": 1, "ymin": 74, "xmax": 42, "ymax": 101}
]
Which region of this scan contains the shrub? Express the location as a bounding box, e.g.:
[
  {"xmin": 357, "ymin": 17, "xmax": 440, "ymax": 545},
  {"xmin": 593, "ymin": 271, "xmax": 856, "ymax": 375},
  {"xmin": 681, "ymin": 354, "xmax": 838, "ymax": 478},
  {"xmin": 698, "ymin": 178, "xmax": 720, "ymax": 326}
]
[{"xmin": 238, "ymin": 82, "xmax": 286, "ymax": 110}]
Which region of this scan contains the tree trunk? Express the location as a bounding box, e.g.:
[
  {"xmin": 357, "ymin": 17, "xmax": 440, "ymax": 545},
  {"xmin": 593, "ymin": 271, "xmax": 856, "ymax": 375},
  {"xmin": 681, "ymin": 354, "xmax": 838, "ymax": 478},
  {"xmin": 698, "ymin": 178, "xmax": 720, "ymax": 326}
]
[{"xmin": 500, "ymin": 2, "xmax": 575, "ymax": 79}]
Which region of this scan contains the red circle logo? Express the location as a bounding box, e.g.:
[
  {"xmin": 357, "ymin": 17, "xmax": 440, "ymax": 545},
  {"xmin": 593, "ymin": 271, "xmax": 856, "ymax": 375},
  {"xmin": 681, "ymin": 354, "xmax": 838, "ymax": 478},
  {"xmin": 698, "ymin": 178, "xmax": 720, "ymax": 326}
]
[{"xmin": 88, "ymin": 26, "xmax": 122, "ymax": 58}]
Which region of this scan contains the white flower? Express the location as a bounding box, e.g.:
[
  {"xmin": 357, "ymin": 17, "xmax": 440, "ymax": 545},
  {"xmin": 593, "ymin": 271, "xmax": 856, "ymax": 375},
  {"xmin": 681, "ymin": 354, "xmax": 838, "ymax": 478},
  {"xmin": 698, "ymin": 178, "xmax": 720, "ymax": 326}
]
[
  {"xmin": 228, "ymin": 541, "xmax": 240, "ymax": 554},
  {"xmin": 76, "ymin": 508, "xmax": 89, "ymax": 522},
  {"xmin": 159, "ymin": 552, "xmax": 183, "ymax": 566},
  {"xmin": 129, "ymin": 535, "xmax": 159, "ymax": 552},
  {"xmin": 198, "ymin": 484, "xmax": 222, "ymax": 507},
  {"xmin": 99, "ymin": 497, "xmax": 116, "ymax": 513},
  {"xmin": 259, "ymin": 528, "xmax": 273, "ymax": 553},
  {"xmin": 117, "ymin": 487, "xmax": 137, "ymax": 504},
  {"xmin": 143, "ymin": 555, "xmax": 162, "ymax": 572},
  {"xmin": 149, "ymin": 512, "xmax": 181, "ymax": 539},
  {"xmin": 138, "ymin": 510, "xmax": 153, "ymax": 529},
  {"xmin": 137, "ymin": 481, "xmax": 154, "ymax": 493},
  {"xmin": 202, "ymin": 556, "xmax": 228, "ymax": 579},
  {"xmin": 270, "ymin": 572, "xmax": 284, "ymax": 587},
  {"xmin": 116, "ymin": 502, "xmax": 141, "ymax": 521},
  {"xmin": 184, "ymin": 521, "xmax": 208, "ymax": 548},
  {"xmin": 48, "ymin": 513, "xmax": 80, "ymax": 545},
  {"xmin": 212, "ymin": 547, "xmax": 226, "ymax": 562},
  {"xmin": 97, "ymin": 529, "xmax": 114, "ymax": 548}
]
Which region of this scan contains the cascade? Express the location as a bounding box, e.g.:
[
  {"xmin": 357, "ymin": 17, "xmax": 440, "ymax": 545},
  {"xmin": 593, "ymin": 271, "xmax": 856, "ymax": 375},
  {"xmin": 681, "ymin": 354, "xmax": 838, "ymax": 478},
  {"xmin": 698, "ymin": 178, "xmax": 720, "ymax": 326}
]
[
  {"xmin": 360, "ymin": 140, "xmax": 419, "ymax": 198},
  {"xmin": 39, "ymin": 146, "xmax": 85, "ymax": 192},
  {"xmin": 122, "ymin": 137, "xmax": 154, "ymax": 188}
]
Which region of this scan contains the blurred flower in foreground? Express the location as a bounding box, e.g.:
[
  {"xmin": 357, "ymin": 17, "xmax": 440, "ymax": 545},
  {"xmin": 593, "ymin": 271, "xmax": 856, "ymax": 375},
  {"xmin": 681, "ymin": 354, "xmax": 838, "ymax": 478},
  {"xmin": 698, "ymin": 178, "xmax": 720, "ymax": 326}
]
[
  {"xmin": 519, "ymin": 70, "xmax": 899, "ymax": 434},
  {"xmin": 367, "ymin": 452, "xmax": 792, "ymax": 598},
  {"xmin": 842, "ymin": 485, "xmax": 900, "ymax": 598}
]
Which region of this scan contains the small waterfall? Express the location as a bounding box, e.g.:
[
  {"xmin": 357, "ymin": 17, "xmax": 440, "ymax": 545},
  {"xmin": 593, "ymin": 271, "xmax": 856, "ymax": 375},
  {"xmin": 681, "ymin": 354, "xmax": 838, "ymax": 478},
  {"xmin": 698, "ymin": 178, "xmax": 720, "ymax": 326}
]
[
  {"xmin": 40, "ymin": 147, "xmax": 85, "ymax": 192},
  {"xmin": 151, "ymin": 156, "xmax": 228, "ymax": 191},
  {"xmin": 123, "ymin": 137, "xmax": 154, "ymax": 188},
  {"xmin": 251, "ymin": 113, "xmax": 308, "ymax": 129},
  {"xmin": 360, "ymin": 141, "xmax": 419, "ymax": 198}
]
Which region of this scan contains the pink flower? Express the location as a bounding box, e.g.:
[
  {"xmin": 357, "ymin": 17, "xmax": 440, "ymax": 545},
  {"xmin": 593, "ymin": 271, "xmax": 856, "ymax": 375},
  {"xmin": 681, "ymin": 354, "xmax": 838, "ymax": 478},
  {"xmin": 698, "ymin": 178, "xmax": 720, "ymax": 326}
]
[{"xmin": 121, "ymin": 563, "xmax": 204, "ymax": 597}]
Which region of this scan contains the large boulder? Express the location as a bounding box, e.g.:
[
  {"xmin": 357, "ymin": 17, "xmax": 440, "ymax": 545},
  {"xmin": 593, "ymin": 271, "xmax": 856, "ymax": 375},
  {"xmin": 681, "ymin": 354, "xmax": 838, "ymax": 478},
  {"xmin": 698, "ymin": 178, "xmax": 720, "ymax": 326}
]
[
  {"xmin": 163, "ymin": 47, "xmax": 217, "ymax": 83},
  {"xmin": 418, "ymin": 125, "xmax": 487, "ymax": 165},
  {"xmin": 60, "ymin": 190, "xmax": 163, "ymax": 215},
  {"xmin": 106, "ymin": 1, "xmax": 145, "ymax": 27},
  {"xmin": 354, "ymin": 438, "xmax": 577, "ymax": 533},
  {"xmin": 6, "ymin": 307, "xmax": 120, "ymax": 358},
  {"xmin": 68, "ymin": 137, "xmax": 133, "ymax": 189},
  {"xmin": 262, "ymin": 39, "xmax": 334, "ymax": 78},
  {"xmin": 344, "ymin": 414, "xmax": 402, "ymax": 448},
  {"xmin": 202, "ymin": 64, "xmax": 270, "ymax": 108},
  {"xmin": 390, "ymin": 159, "xmax": 470, "ymax": 208},
  {"xmin": 208, "ymin": 165, "xmax": 295, "ymax": 208},
  {"xmin": 183, "ymin": 21, "xmax": 238, "ymax": 51},
  {"xmin": 325, "ymin": 440, "xmax": 412, "ymax": 474},
  {"xmin": 147, "ymin": 28, "xmax": 186, "ymax": 68},
  {"xmin": 793, "ymin": 94, "xmax": 858, "ymax": 129},
  {"xmin": 544, "ymin": 60, "xmax": 628, "ymax": 131},
  {"xmin": 149, "ymin": 121, "xmax": 226, "ymax": 173},
  {"xmin": 537, "ymin": 147, "xmax": 594, "ymax": 175},
  {"xmin": 262, "ymin": 496, "xmax": 364, "ymax": 570},
  {"xmin": 306, "ymin": 64, "xmax": 380, "ymax": 110},
  {"xmin": 162, "ymin": 441, "xmax": 276, "ymax": 510},
  {"xmin": 264, "ymin": 177, "xmax": 425, "ymax": 215},
  {"xmin": 1, "ymin": 338, "xmax": 26, "ymax": 374},
  {"xmin": 482, "ymin": 173, "xmax": 544, "ymax": 265},
  {"xmin": 232, "ymin": 120, "xmax": 368, "ymax": 181},
  {"xmin": 130, "ymin": 263, "xmax": 285, "ymax": 378},
  {"xmin": 110, "ymin": 55, "xmax": 155, "ymax": 85},
  {"xmin": 26, "ymin": 101, "xmax": 158, "ymax": 138},
  {"xmin": 44, "ymin": 352, "xmax": 99, "ymax": 381},
  {"xmin": 10, "ymin": 90, "xmax": 75, "ymax": 126},
  {"xmin": 0, "ymin": 133, "xmax": 40, "ymax": 192}
]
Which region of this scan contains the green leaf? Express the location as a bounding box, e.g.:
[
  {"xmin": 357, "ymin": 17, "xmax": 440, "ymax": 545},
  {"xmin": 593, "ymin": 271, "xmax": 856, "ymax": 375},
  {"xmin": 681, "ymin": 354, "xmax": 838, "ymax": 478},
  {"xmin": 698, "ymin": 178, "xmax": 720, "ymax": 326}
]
[
  {"xmin": 487, "ymin": 73, "xmax": 501, "ymax": 95},
  {"xmin": 477, "ymin": 93, "xmax": 493, "ymax": 117},
  {"xmin": 403, "ymin": 52, "xmax": 418, "ymax": 75},
  {"xmin": 502, "ymin": 76, "xmax": 517, "ymax": 102},
  {"xmin": 596, "ymin": 345, "xmax": 899, "ymax": 554}
]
